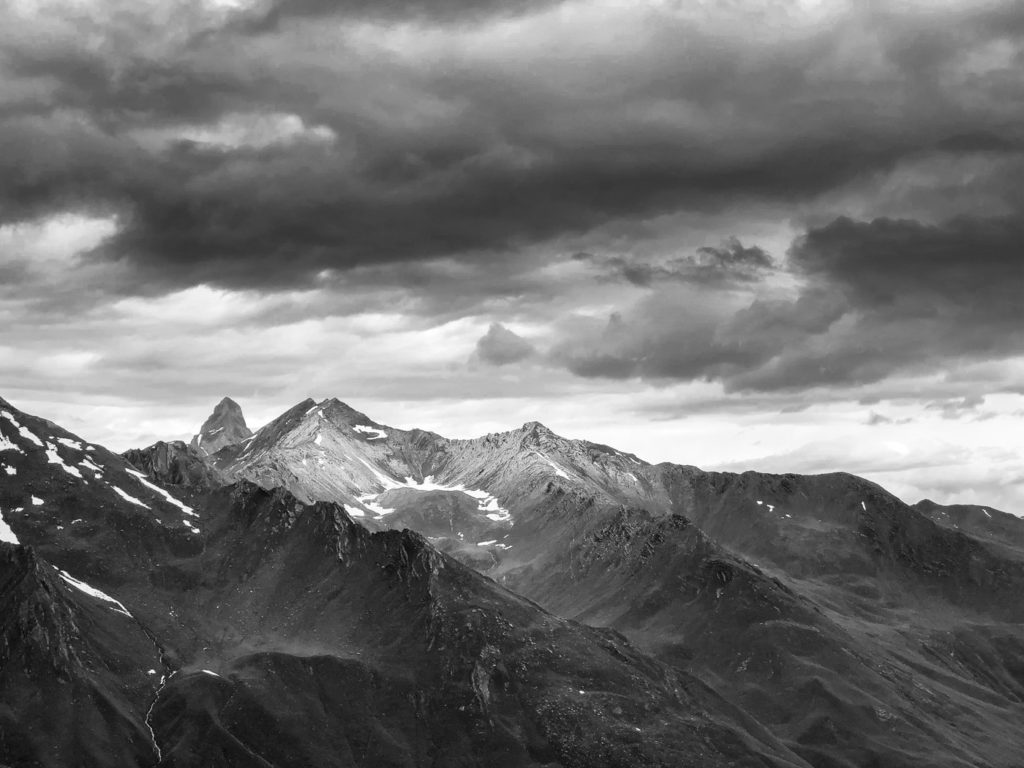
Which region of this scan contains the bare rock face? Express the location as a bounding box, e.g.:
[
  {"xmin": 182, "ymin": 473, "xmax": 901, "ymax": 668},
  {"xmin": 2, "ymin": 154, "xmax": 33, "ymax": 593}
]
[
  {"xmin": 123, "ymin": 440, "xmax": 224, "ymax": 490},
  {"xmin": 190, "ymin": 397, "xmax": 252, "ymax": 457}
]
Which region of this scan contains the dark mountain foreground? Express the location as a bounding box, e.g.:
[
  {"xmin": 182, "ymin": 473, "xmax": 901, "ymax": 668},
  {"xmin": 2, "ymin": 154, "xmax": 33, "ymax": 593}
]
[
  {"xmin": 2, "ymin": 393, "xmax": 1023, "ymax": 767},
  {"xmin": 167, "ymin": 396, "xmax": 1024, "ymax": 768},
  {"xmin": 0, "ymin": 396, "xmax": 807, "ymax": 767}
]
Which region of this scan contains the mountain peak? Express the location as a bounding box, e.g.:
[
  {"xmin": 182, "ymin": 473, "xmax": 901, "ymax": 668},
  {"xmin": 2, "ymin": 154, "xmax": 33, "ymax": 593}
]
[
  {"xmin": 215, "ymin": 396, "xmax": 242, "ymax": 412},
  {"xmin": 518, "ymin": 420, "xmax": 557, "ymax": 440},
  {"xmin": 190, "ymin": 397, "xmax": 252, "ymax": 457}
]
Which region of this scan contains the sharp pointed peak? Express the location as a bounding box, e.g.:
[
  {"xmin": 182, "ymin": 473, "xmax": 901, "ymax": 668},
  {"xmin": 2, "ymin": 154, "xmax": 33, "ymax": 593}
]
[{"xmin": 519, "ymin": 420, "xmax": 554, "ymax": 434}]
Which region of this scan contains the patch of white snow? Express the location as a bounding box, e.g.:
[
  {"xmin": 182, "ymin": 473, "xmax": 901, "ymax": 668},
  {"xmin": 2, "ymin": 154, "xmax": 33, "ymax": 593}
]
[
  {"xmin": 45, "ymin": 444, "xmax": 82, "ymax": 478},
  {"xmin": 111, "ymin": 485, "xmax": 151, "ymax": 509},
  {"xmin": 540, "ymin": 456, "xmax": 569, "ymax": 479},
  {"xmin": 353, "ymin": 425, "xmax": 387, "ymax": 440},
  {"xmin": 125, "ymin": 468, "xmax": 196, "ymax": 517},
  {"xmin": 31, "ymin": 496, "xmax": 44, "ymax": 506},
  {"xmin": 1, "ymin": 411, "xmax": 44, "ymax": 448},
  {"xmin": 57, "ymin": 569, "xmax": 133, "ymax": 618},
  {"xmin": 0, "ymin": 509, "xmax": 19, "ymax": 544},
  {"xmin": 3, "ymin": 465, "xmax": 15, "ymax": 475},
  {"xmin": 80, "ymin": 457, "xmax": 103, "ymax": 475},
  {"xmin": 55, "ymin": 437, "xmax": 83, "ymax": 450},
  {"xmin": 477, "ymin": 540, "xmax": 498, "ymax": 546}
]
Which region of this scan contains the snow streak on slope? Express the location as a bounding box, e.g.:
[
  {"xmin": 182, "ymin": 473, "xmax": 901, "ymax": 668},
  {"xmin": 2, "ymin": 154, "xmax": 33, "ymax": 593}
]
[
  {"xmin": 0, "ymin": 508, "xmax": 19, "ymax": 544},
  {"xmin": 45, "ymin": 444, "xmax": 83, "ymax": 478},
  {"xmin": 356, "ymin": 468, "xmax": 512, "ymax": 523},
  {"xmin": 1, "ymin": 409, "xmax": 43, "ymax": 447},
  {"xmin": 56, "ymin": 568, "xmax": 133, "ymax": 618},
  {"xmin": 125, "ymin": 468, "xmax": 197, "ymax": 517},
  {"xmin": 111, "ymin": 486, "xmax": 150, "ymax": 509}
]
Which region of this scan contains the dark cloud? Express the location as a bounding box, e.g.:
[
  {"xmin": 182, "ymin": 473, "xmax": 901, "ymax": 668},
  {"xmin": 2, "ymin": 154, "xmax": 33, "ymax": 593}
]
[
  {"xmin": 242, "ymin": 0, "xmax": 554, "ymax": 30},
  {"xmin": 573, "ymin": 238, "xmax": 773, "ymax": 287},
  {"xmin": 549, "ymin": 202, "xmax": 1024, "ymax": 392},
  {"xmin": 1, "ymin": 0, "xmax": 1023, "ymax": 300},
  {"xmin": 925, "ymin": 395, "xmax": 987, "ymax": 420},
  {"xmin": 866, "ymin": 411, "xmax": 913, "ymax": 426},
  {"xmin": 471, "ymin": 323, "xmax": 536, "ymax": 366}
]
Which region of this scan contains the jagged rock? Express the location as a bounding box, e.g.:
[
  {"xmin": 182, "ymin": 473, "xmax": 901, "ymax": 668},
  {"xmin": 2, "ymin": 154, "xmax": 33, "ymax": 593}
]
[{"xmin": 190, "ymin": 396, "xmax": 252, "ymax": 457}]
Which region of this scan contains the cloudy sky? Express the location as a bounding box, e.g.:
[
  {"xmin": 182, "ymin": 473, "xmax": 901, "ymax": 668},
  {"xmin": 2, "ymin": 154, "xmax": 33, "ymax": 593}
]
[{"xmin": 2, "ymin": 0, "xmax": 1023, "ymax": 512}]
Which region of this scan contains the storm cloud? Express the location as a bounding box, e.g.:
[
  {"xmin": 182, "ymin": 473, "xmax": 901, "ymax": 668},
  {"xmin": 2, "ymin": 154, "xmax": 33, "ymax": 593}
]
[
  {"xmin": 2, "ymin": 0, "xmax": 1023, "ymax": 297},
  {"xmin": 3, "ymin": 0, "xmax": 1024, "ymax": 510}
]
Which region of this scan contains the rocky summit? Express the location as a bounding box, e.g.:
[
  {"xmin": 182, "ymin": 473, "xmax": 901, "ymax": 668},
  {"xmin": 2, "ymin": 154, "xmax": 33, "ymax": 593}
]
[
  {"xmin": 189, "ymin": 396, "xmax": 252, "ymax": 457},
  {"xmin": 1, "ymin": 393, "xmax": 1023, "ymax": 767}
]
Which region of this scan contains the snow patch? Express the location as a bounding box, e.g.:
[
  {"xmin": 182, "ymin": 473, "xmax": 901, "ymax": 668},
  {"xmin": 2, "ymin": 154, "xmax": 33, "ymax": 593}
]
[
  {"xmin": 354, "ymin": 424, "xmax": 387, "ymax": 440},
  {"xmin": 477, "ymin": 539, "xmax": 498, "ymax": 546},
  {"xmin": 756, "ymin": 500, "xmax": 763, "ymax": 506},
  {"xmin": 399, "ymin": 475, "xmax": 512, "ymax": 523},
  {"xmin": 201, "ymin": 669, "xmax": 221, "ymax": 677},
  {"xmin": 0, "ymin": 433, "xmax": 19, "ymax": 452},
  {"xmin": 357, "ymin": 495, "xmax": 396, "ymax": 517},
  {"xmin": 56, "ymin": 569, "xmax": 133, "ymax": 618},
  {"xmin": 3, "ymin": 465, "xmax": 15, "ymax": 475},
  {"xmin": 1, "ymin": 410, "xmax": 44, "ymax": 448},
  {"xmin": 111, "ymin": 485, "xmax": 151, "ymax": 509},
  {"xmin": 861, "ymin": 501, "xmax": 867, "ymax": 511},
  {"xmin": 314, "ymin": 432, "xmax": 323, "ymax": 446},
  {"xmin": 982, "ymin": 508, "xmax": 992, "ymax": 519},
  {"xmin": 539, "ymin": 455, "xmax": 569, "ymax": 479},
  {"xmin": 45, "ymin": 444, "xmax": 83, "ymax": 478},
  {"xmin": 126, "ymin": 468, "xmax": 196, "ymax": 516},
  {"xmin": 354, "ymin": 461, "xmax": 512, "ymax": 522},
  {"xmin": 31, "ymin": 496, "xmax": 44, "ymax": 506},
  {"xmin": 356, "ymin": 457, "xmax": 402, "ymax": 491},
  {"xmin": 0, "ymin": 508, "xmax": 19, "ymax": 544},
  {"xmin": 766, "ymin": 504, "xmax": 775, "ymax": 513},
  {"xmin": 55, "ymin": 437, "xmax": 83, "ymax": 450},
  {"xmin": 80, "ymin": 457, "xmax": 103, "ymax": 475}
]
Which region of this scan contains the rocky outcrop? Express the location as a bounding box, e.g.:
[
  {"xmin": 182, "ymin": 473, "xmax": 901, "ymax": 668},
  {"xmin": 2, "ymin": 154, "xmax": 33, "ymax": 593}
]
[
  {"xmin": 123, "ymin": 439, "xmax": 224, "ymax": 490},
  {"xmin": 190, "ymin": 397, "xmax": 252, "ymax": 456}
]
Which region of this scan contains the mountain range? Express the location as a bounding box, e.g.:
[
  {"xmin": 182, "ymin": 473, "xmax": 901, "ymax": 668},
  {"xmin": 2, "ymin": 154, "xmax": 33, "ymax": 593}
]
[{"xmin": 2, "ymin": 394, "xmax": 1023, "ymax": 767}]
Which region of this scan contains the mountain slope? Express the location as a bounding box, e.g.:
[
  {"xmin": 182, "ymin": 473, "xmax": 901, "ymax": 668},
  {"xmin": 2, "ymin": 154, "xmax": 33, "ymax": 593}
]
[
  {"xmin": 191, "ymin": 397, "xmax": 252, "ymax": 457},
  {"xmin": 0, "ymin": 545, "xmax": 166, "ymax": 768},
  {"xmin": 146, "ymin": 483, "xmax": 807, "ymax": 768},
  {"xmin": 181, "ymin": 396, "xmax": 1024, "ymax": 768},
  {"xmin": 1, "ymin": 396, "xmax": 813, "ymax": 768}
]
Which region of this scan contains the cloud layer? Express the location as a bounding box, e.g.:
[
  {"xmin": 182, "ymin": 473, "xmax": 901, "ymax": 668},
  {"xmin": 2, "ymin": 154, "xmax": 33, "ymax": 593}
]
[{"xmin": 2, "ymin": 0, "xmax": 1023, "ymax": 510}]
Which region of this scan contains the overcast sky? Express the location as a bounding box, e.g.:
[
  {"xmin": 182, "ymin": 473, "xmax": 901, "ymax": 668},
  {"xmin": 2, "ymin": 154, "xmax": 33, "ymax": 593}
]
[{"xmin": 2, "ymin": 0, "xmax": 1023, "ymax": 512}]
